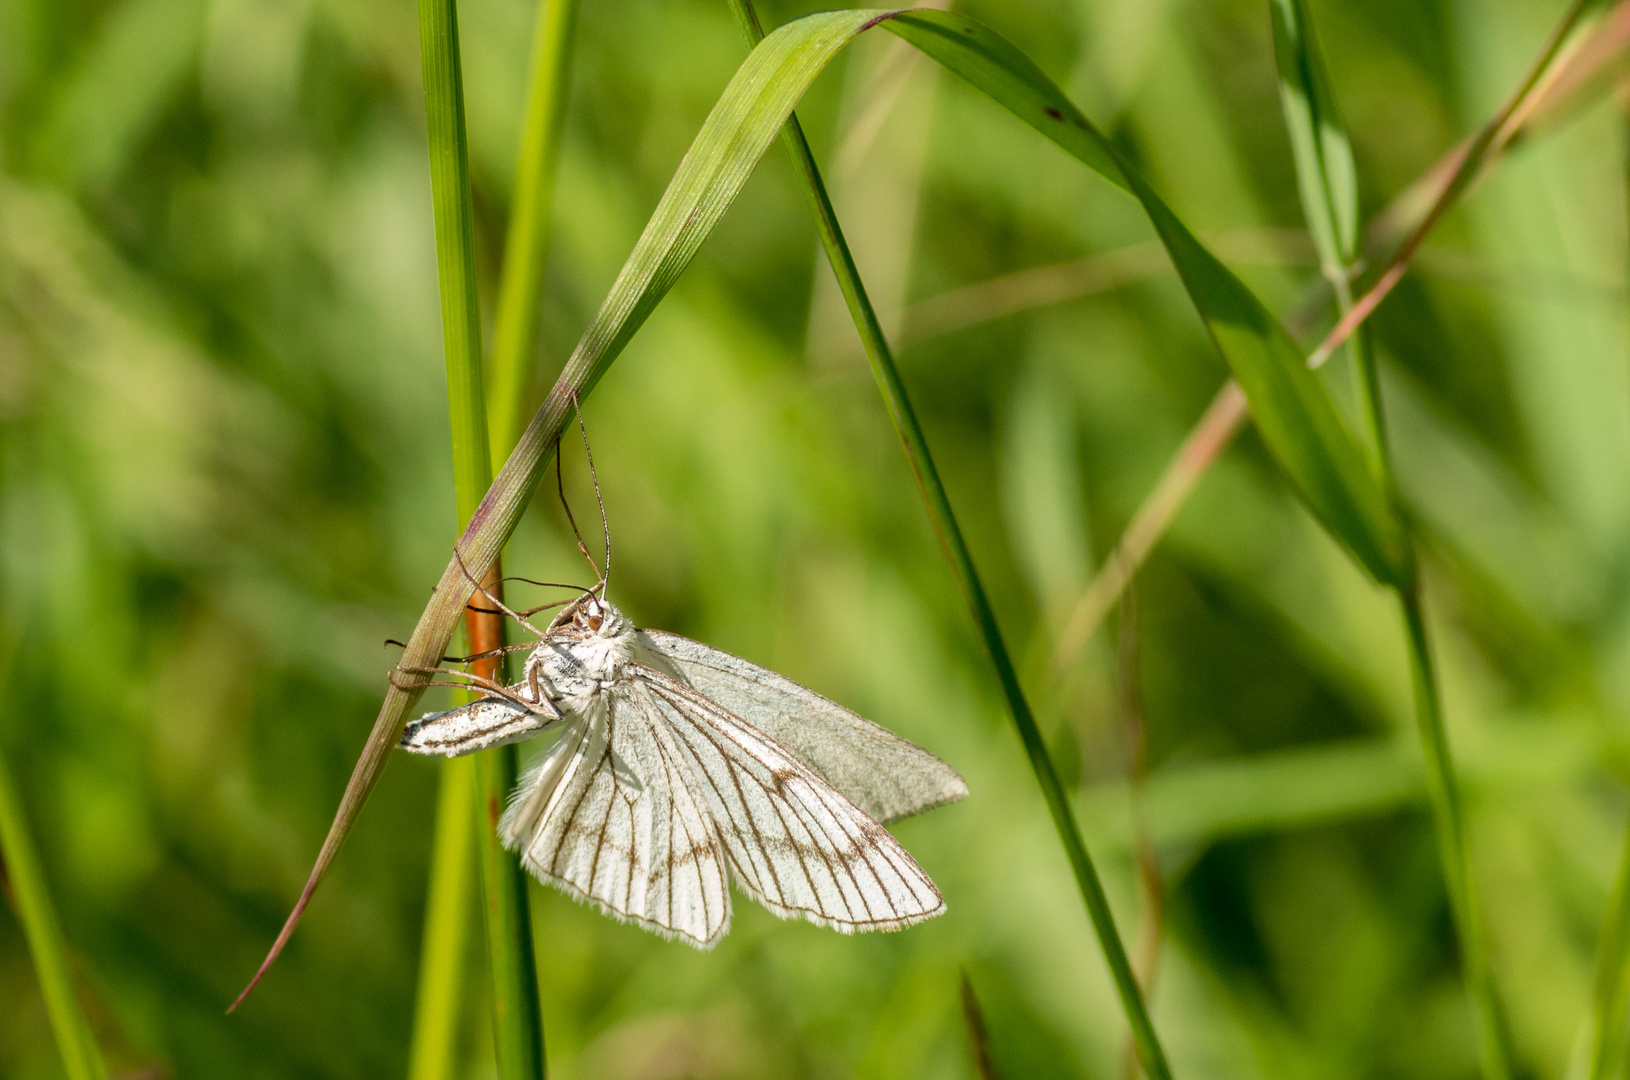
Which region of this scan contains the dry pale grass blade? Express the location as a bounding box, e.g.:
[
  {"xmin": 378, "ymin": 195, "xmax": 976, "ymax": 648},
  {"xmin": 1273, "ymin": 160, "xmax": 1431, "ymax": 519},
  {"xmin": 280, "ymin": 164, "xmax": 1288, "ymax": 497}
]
[{"xmin": 1050, "ymin": 0, "xmax": 1618, "ymax": 678}]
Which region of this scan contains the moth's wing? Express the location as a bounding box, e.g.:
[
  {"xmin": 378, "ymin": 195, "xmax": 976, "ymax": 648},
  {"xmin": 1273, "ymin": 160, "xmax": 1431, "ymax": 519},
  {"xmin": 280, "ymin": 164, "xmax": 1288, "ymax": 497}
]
[
  {"xmin": 632, "ymin": 665, "xmax": 947, "ymax": 934},
  {"xmin": 400, "ymin": 691, "xmax": 560, "ymax": 757},
  {"xmin": 498, "ymin": 699, "xmax": 732, "ymax": 948},
  {"xmin": 637, "ymin": 630, "xmax": 967, "ymax": 823}
]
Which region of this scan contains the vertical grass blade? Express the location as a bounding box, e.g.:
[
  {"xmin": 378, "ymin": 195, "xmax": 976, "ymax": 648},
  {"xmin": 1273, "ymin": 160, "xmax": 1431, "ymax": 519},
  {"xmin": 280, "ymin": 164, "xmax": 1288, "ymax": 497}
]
[
  {"xmin": 1270, "ymin": 0, "xmax": 1357, "ymax": 275},
  {"xmin": 487, "ymin": 0, "xmax": 580, "ymax": 461},
  {"xmin": 726, "ymin": 3, "xmax": 1173, "ymax": 1075},
  {"xmin": 415, "ymin": 0, "xmax": 545, "ymax": 1076},
  {"xmin": 1587, "ymin": 824, "xmax": 1630, "ymax": 1080},
  {"xmin": 1401, "ymin": 596, "xmax": 1513, "ymax": 1080},
  {"xmin": 1275, "ymin": 4, "xmax": 1513, "ymax": 1074},
  {"xmin": 0, "ymin": 742, "xmax": 109, "ymax": 1080},
  {"xmin": 1270, "ymin": 0, "xmax": 1386, "ymax": 459},
  {"xmin": 408, "ymin": 756, "xmax": 477, "ymax": 1080}
]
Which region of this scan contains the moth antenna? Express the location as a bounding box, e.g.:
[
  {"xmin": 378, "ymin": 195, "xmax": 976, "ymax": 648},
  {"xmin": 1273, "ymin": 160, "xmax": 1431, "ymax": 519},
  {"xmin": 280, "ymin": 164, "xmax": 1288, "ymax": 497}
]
[
  {"xmin": 454, "ymin": 546, "xmax": 546, "ymax": 638},
  {"xmin": 501, "ymin": 576, "xmax": 596, "ymax": 593},
  {"xmin": 555, "ymin": 434, "xmax": 603, "ymax": 584},
  {"xmin": 571, "ymin": 391, "xmax": 612, "ymax": 597},
  {"xmin": 513, "ymin": 597, "xmax": 578, "ymax": 618}
]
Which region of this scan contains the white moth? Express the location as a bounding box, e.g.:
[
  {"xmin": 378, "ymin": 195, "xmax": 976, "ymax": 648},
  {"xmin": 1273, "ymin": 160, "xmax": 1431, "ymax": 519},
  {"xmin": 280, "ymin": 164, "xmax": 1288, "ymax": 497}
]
[{"xmin": 399, "ymin": 593, "xmax": 968, "ymax": 947}]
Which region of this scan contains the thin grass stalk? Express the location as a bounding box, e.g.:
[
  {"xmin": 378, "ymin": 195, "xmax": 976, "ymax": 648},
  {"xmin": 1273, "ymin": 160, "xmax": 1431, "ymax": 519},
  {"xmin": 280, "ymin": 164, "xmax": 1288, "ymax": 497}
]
[
  {"xmin": 1580, "ymin": 73, "xmax": 1630, "ymax": 1080},
  {"xmin": 407, "ymin": 756, "xmax": 477, "ymax": 1080},
  {"xmin": 1400, "ymin": 590, "xmax": 1512, "ymax": 1079},
  {"xmin": 487, "ymin": 0, "xmax": 580, "ymax": 460},
  {"xmin": 960, "ymin": 972, "xmax": 1000, "ymax": 1080},
  {"xmin": 1115, "ymin": 585, "xmax": 1163, "ymax": 1080},
  {"xmin": 0, "ymin": 742, "xmax": 108, "ymax": 1080},
  {"xmin": 1049, "ymin": 0, "xmax": 1600, "ymax": 677},
  {"xmin": 1587, "ymin": 821, "xmax": 1630, "ymax": 1080},
  {"xmin": 726, "ymin": 2, "xmax": 1173, "ymax": 1076},
  {"xmin": 415, "ymin": 0, "xmax": 544, "ymax": 1074},
  {"xmin": 1273, "ymin": 1, "xmax": 1512, "ymax": 1069}
]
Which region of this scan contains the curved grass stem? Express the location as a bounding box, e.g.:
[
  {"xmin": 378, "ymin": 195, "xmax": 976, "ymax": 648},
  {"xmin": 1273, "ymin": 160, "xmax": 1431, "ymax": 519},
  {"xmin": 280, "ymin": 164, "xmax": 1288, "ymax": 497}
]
[{"xmin": 727, "ymin": 2, "xmax": 1173, "ymax": 1076}]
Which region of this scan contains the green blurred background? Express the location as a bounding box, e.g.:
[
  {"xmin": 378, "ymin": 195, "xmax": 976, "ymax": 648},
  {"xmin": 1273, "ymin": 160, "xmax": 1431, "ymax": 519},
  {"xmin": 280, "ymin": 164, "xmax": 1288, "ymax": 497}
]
[{"xmin": 2, "ymin": 0, "xmax": 1629, "ymax": 1075}]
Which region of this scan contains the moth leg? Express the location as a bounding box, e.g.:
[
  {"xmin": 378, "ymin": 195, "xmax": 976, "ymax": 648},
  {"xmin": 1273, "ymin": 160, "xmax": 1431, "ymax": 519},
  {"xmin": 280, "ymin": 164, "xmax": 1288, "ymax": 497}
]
[
  {"xmin": 398, "ymin": 663, "xmax": 561, "ymax": 720},
  {"xmin": 439, "ymin": 642, "xmax": 538, "ymax": 664},
  {"xmin": 454, "ymin": 547, "xmax": 549, "ymax": 638}
]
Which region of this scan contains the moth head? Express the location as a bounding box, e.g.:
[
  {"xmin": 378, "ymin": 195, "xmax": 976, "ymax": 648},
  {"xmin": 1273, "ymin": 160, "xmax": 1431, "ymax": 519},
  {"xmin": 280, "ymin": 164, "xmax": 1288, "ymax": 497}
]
[{"xmin": 552, "ymin": 594, "xmax": 626, "ymax": 639}]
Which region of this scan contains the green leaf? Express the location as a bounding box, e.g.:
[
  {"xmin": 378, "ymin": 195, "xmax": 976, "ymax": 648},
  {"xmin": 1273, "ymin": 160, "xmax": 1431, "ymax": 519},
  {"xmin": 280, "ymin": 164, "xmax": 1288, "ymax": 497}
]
[
  {"xmin": 1270, "ymin": 0, "xmax": 1359, "ymax": 273},
  {"xmin": 884, "ymin": 9, "xmax": 1411, "ymax": 587}
]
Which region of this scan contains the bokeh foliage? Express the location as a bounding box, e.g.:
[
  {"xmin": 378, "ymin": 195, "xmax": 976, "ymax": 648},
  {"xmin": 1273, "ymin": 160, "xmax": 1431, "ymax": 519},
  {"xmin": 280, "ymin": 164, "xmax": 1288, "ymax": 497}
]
[{"xmin": 2, "ymin": 0, "xmax": 1630, "ymax": 1077}]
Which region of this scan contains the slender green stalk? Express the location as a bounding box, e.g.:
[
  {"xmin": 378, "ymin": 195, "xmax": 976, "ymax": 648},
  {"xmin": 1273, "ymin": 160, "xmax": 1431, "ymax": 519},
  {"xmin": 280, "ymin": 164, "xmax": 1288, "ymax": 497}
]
[
  {"xmin": 407, "ymin": 755, "xmax": 476, "ymax": 1080},
  {"xmin": 1580, "ymin": 77, "xmax": 1630, "ymax": 1080},
  {"xmin": 1274, "ymin": 0, "xmax": 1511, "ymax": 1070},
  {"xmin": 1587, "ymin": 824, "xmax": 1630, "ymax": 1080},
  {"xmin": 1400, "ymin": 590, "xmax": 1512, "ymax": 1080},
  {"xmin": 415, "ymin": 0, "xmax": 544, "ymax": 1076},
  {"xmin": 727, "ymin": 2, "xmax": 1172, "ymax": 1076},
  {"xmin": 474, "ymin": 743, "xmax": 543, "ymax": 1079},
  {"xmin": 487, "ymin": 0, "xmax": 581, "ymax": 462},
  {"xmin": 0, "ymin": 743, "xmax": 108, "ymax": 1080},
  {"xmin": 418, "ymin": 0, "xmax": 487, "ymax": 513}
]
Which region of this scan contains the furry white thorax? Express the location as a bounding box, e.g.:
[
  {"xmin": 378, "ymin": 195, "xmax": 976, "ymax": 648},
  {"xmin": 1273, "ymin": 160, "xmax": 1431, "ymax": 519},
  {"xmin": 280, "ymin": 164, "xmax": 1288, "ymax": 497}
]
[{"xmin": 525, "ymin": 598, "xmax": 636, "ymax": 708}]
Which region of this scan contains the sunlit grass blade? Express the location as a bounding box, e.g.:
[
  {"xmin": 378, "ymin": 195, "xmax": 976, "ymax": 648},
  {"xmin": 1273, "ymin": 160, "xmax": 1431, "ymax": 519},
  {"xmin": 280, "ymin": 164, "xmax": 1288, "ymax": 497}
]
[
  {"xmin": 1587, "ymin": 825, "xmax": 1630, "ymax": 1080},
  {"xmin": 408, "ymin": 756, "xmax": 476, "ymax": 1080},
  {"xmin": 411, "ymin": 0, "xmax": 545, "ymax": 1074},
  {"xmin": 885, "ymin": 10, "xmax": 1409, "ymax": 589},
  {"xmin": 1401, "ymin": 596, "xmax": 1513, "ymax": 1080},
  {"xmin": 1271, "ymin": 0, "xmax": 1357, "ymax": 276},
  {"xmin": 1050, "ymin": 0, "xmax": 1620, "ymax": 675},
  {"xmin": 487, "ymin": 0, "xmax": 579, "ymax": 461},
  {"xmin": 1272, "ymin": 0, "xmax": 1386, "ymax": 460},
  {"xmin": 0, "ymin": 740, "xmax": 109, "ymax": 1080}
]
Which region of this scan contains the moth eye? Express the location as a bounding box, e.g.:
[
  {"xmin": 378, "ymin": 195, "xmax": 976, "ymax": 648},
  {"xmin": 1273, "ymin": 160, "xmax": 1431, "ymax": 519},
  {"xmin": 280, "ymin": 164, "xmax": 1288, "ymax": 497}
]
[{"xmin": 586, "ymin": 614, "xmax": 603, "ymax": 631}]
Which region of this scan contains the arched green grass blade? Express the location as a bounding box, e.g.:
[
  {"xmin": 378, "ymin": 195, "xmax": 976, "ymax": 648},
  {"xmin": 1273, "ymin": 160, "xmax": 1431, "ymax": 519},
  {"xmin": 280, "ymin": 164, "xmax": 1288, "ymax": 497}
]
[{"xmin": 883, "ymin": 10, "xmax": 1410, "ymax": 589}]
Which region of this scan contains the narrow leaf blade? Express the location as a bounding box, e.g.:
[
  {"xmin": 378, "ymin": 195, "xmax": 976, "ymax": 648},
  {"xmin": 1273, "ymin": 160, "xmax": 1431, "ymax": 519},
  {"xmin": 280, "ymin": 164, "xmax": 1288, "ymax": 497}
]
[
  {"xmin": 1271, "ymin": 0, "xmax": 1359, "ymax": 269},
  {"xmin": 885, "ymin": 10, "xmax": 1411, "ymax": 586}
]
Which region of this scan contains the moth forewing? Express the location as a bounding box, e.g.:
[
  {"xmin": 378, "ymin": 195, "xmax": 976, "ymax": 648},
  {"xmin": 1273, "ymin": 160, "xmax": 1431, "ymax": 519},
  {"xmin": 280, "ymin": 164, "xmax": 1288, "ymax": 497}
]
[
  {"xmin": 632, "ymin": 664, "xmax": 948, "ymax": 932},
  {"xmin": 498, "ymin": 692, "xmax": 734, "ymax": 946},
  {"xmin": 635, "ymin": 630, "xmax": 968, "ymax": 824}
]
